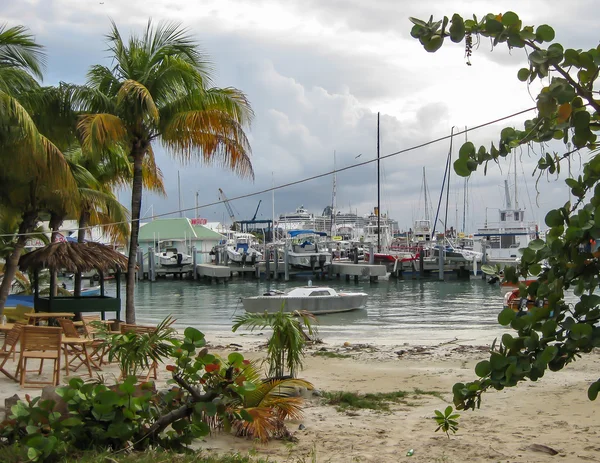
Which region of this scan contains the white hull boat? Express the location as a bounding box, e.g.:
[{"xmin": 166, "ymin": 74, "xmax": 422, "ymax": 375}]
[
  {"xmin": 242, "ymin": 286, "xmax": 368, "ymax": 314},
  {"xmin": 157, "ymin": 248, "xmax": 193, "ymax": 267},
  {"xmin": 227, "ymin": 233, "xmax": 263, "ymax": 263}
]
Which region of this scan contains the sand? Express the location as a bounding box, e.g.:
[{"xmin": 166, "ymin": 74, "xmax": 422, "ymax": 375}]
[{"xmin": 0, "ymin": 332, "xmax": 598, "ymax": 463}]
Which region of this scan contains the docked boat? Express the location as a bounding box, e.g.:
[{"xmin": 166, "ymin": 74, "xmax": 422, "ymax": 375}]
[
  {"xmin": 503, "ymin": 288, "xmax": 548, "ymax": 312},
  {"xmin": 242, "ymin": 286, "xmax": 368, "ymax": 314},
  {"xmin": 68, "ymin": 285, "xmax": 101, "ymax": 297},
  {"xmin": 156, "ymin": 240, "xmax": 193, "ymax": 267},
  {"xmin": 286, "ymin": 230, "xmax": 332, "ymax": 269},
  {"xmin": 226, "ymin": 233, "xmax": 263, "ymax": 264}
]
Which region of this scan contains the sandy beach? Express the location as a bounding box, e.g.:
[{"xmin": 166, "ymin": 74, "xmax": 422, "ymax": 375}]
[{"xmin": 0, "ymin": 331, "xmax": 598, "ymax": 463}]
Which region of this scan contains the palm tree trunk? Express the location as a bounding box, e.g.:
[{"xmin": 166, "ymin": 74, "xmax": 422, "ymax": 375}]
[
  {"xmin": 126, "ymin": 150, "xmax": 144, "ymax": 323},
  {"xmin": 0, "ymin": 212, "xmax": 37, "ymax": 313},
  {"xmin": 49, "ymin": 212, "xmax": 63, "ymax": 297},
  {"xmin": 73, "ymin": 211, "xmax": 88, "ymax": 298}
]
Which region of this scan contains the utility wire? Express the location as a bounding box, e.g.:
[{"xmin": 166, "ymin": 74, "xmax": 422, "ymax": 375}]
[{"xmin": 0, "ymin": 106, "xmax": 536, "ymax": 238}]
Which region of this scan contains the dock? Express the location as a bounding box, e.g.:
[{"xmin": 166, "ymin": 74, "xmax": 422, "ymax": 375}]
[{"xmin": 330, "ymin": 262, "xmax": 387, "ymax": 282}]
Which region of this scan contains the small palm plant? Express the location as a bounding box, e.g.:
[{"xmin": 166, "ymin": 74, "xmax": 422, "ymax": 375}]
[
  {"xmin": 232, "ymin": 306, "xmax": 317, "ymax": 378},
  {"xmin": 96, "ymin": 316, "xmax": 178, "ymax": 379},
  {"xmin": 228, "ymin": 360, "xmax": 313, "ymax": 441}
]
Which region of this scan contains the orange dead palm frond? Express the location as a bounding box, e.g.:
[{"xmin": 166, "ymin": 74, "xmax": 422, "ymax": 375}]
[
  {"xmin": 142, "ymin": 145, "xmax": 165, "ymax": 194},
  {"xmin": 117, "ymin": 79, "xmax": 159, "ymax": 123},
  {"xmin": 78, "ymin": 113, "xmax": 129, "ymax": 152}
]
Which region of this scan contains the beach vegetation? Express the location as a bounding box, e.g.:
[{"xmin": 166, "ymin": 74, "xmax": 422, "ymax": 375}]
[
  {"xmin": 232, "ymin": 309, "xmax": 317, "ymax": 378},
  {"xmin": 0, "ymin": 324, "xmax": 310, "ymax": 461},
  {"xmin": 312, "ymin": 350, "xmax": 351, "ymax": 359},
  {"xmin": 322, "ymin": 389, "xmax": 444, "ymax": 412},
  {"xmin": 0, "ymin": 447, "xmax": 273, "ymax": 463},
  {"xmin": 78, "ymin": 20, "xmax": 254, "ymax": 323},
  {"xmin": 433, "ymin": 406, "xmax": 460, "ymax": 438},
  {"xmin": 409, "ymin": 12, "xmax": 600, "ymax": 413}
]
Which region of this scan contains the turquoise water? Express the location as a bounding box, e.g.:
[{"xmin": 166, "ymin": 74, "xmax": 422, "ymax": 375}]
[{"xmin": 100, "ymin": 277, "xmax": 510, "ymax": 345}]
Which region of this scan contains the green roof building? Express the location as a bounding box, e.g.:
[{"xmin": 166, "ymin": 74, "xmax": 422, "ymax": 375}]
[{"xmin": 139, "ymin": 218, "xmax": 225, "ymax": 264}]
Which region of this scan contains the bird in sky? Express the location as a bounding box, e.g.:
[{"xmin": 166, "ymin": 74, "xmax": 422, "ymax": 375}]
[{"xmin": 355, "ymin": 153, "xmax": 362, "ymax": 159}]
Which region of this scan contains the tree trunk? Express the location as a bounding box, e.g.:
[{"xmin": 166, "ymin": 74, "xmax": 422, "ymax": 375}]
[
  {"xmin": 126, "ymin": 150, "xmax": 145, "ymax": 323},
  {"xmin": 49, "ymin": 212, "xmax": 63, "ymax": 297},
  {"xmin": 73, "ymin": 211, "xmax": 88, "ymax": 298},
  {"xmin": 0, "ymin": 212, "xmax": 37, "ymax": 313}
]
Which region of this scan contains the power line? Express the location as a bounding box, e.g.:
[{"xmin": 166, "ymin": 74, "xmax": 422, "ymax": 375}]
[{"xmin": 0, "ymin": 106, "xmax": 536, "ymax": 238}]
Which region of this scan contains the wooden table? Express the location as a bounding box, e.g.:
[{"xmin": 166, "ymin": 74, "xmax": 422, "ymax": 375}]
[
  {"xmin": 62, "ymin": 337, "xmax": 96, "ymax": 377},
  {"xmin": 25, "ymin": 313, "xmax": 75, "ymax": 325},
  {"xmin": 0, "ymin": 323, "xmax": 15, "ymax": 333}
]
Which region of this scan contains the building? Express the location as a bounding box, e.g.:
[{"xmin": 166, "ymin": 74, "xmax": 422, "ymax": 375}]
[{"xmin": 138, "ymin": 218, "xmax": 225, "ymax": 264}]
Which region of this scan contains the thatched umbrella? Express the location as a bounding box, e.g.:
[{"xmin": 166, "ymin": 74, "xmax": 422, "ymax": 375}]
[
  {"xmin": 19, "ymin": 241, "xmax": 129, "ymax": 305},
  {"xmin": 19, "ymin": 241, "xmax": 128, "ymax": 274}
]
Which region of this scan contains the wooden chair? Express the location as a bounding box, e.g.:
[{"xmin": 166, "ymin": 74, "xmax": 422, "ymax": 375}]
[
  {"xmin": 19, "ymin": 326, "xmax": 62, "ymax": 388},
  {"xmin": 120, "ymin": 324, "xmax": 159, "ymax": 380},
  {"xmin": 58, "ymin": 319, "xmax": 95, "ymax": 377},
  {"xmin": 4, "ymin": 305, "xmax": 34, "ymax": 323},
  {"xmin": 0, "ymin": 322, "xmax": 25, "ymax": 381}
]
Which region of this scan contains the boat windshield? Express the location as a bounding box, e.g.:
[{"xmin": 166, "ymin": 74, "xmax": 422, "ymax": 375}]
[{"xmin": 309, "ymin": 290, "xmax": 332, "ymax": 296}]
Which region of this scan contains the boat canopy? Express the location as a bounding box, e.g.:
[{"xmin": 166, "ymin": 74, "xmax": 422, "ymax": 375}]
[{"xmin": 287, "ymin": 230, "xmax": 327, "ymax": 237}]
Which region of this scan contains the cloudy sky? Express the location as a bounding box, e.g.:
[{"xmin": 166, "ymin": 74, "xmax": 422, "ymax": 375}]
[{"xmin": 3, "ymin": 0, "xmax": 595, "ymax": 232}]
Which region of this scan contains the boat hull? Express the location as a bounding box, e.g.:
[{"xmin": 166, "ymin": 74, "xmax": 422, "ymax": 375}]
[{"xmin": 242, "ymin": 294, "xmax": 368, "ymax": 314}]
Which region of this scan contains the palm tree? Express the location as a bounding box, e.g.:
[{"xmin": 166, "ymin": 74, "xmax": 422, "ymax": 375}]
[
  {"xmin": 0, "ymin": 27, "xmax": 77, "ymax": 312},
  {"xmin": 232, "ymin": 309, "xmax": 318, "ymax": 378},
  {"xmin": 78, "ymin": 20, "xmax": 254, "ymax": 323}
]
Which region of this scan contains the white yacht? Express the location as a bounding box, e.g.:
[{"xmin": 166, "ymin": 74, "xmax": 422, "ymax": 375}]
[
  {"xmin": 226, "ymin": 233, "xmax": 263, "ymax": 264},
  {"xmin": 286, "ymin": 230, "xmax": 332, "ymax": 269},
  {"xmin": 473, "ymin": 181, "xmax": 539, "ymax": 263},
  {"xmin": 156, "ymin": 240, "xmax": 193, "ymax": 267}
]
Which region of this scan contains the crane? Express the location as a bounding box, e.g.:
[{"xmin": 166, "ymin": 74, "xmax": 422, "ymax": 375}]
[
  {"xmin": 218, "ymin": 188, "xmax": 238, "ymax": 231},
  {"xmin": 251, "ymin": 200, "xmax": 262, "ymax": 221}
]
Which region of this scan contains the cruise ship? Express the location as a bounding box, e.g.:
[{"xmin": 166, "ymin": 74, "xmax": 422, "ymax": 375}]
[{"xmin": 275, "ymin": 205, "xmax": 398, "ymax": 240}]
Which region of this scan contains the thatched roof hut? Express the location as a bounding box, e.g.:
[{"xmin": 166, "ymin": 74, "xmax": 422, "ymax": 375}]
[{"xmin": 19, "ymin": 241, "xmax": 128, "ymax": 273}]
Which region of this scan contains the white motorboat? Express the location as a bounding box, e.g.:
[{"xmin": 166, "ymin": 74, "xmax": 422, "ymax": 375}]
[
  {"xmin": 226, "ymin": 233, "xmax": 263, "ymax": 264},
  {"xmin": 286, "ymin": 230, "xmax": 332, "ymax": 269},
  {"xmin": 242, "ymin": 286, "xmax": 368, "ymax": 314},
  {"xmin": 156, "ymin": 241, "xmax": 193, "ymax": 267}
]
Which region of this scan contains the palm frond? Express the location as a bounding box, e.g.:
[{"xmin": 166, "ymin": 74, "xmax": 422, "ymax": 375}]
[
  {"xmin": 0, "ymin": 24, "xmax": 45, "ymax": 79},
  {"xmin": 117, "ymin": 79, "xmax": 159, "ymax": 123},
  {"xmin": 78, "ymin": 113, "xmax": 129, "ymax": 152},
  {"xmin": 142, "ymin": 145, "xmax": 165, "ymax": 194}
]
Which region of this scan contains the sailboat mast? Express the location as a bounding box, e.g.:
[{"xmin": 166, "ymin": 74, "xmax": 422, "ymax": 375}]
[
  {"xmin": 377, "ymin": 112, "xmax": 381, "ymax": 253},
  {"xmin": 514, "ymin": 152, "xmax": 518, "ymax": 209},
  {"xmin": 272, "ymin": 172, "xmax": 275, "ymax": 243},
  {"xmin": 423, "ymin": 167, "xmax": 429, "ymax": 222},
  {"xmin": 443, "ymin": 127, "xmax": 455, "ymax": 241},
  {"xmin": 331, "ymin": 150, "xmax": 337, "ymax": 237},
  {"xmin": 178, "ymin": 171, "xmax": 182, "ymax": 218}
]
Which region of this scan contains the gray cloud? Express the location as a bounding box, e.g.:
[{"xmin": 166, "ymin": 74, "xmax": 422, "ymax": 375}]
[{"xmin": 1, "ymin": 0, "xmax": 584, "ymax": 233}]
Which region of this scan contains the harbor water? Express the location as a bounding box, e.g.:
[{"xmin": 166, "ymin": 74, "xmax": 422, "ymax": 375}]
[{"xmin": 104, "ymin": 278, "xmax": 511, "ymax": 346}]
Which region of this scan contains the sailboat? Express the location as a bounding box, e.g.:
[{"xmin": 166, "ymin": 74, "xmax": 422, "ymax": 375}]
[{"xmin": 363, "ymin": 113, "xmax": 414, "ymax": 270}]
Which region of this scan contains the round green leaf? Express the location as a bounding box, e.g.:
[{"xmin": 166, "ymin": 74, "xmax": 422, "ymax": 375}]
[
  {"xmin": 228, "ymin": 352, "xmax": 244, "ymax": 366},
  {"xmin": 545, "ymin": 209, "xmax": 564, "ymax": 227},
  {"xmin": 588, "ymin": 380, "xmax": 600, "ymax": 400},
  {"xmin": 424, "ymin": 35, "xmax": 444, "ymax": 53},
  {"xmin": 486, "ymin": 18, "xmax": 504, "ymax": 34},
  {"xmin": 184, "ymin": 327, "xmax": 205, "ymax": 343},
  {"xmin": 517, "ymin": 68, "xmax": 530, "ymax": 82},
  {"xmin": 449, "ymin": 14, "xmax": 465, "ymax": 43},
  {"xmin": 501, "ymin": 11, "xmax": 519, "ymax": 26},
  {"xmin": 536, "ymin": 25, "xmax": 555, "ymax": 42},
  {"xmin": 453, "ymin": 158, "xmax": 471, "ymax": 177},
  {"xmin": 475, "ymin": 360, "xmax": 491, "ymax": 377},
  {"xmin": 528, "ymin": 239, "xmax": 546, "ymax": 251},
  {"xmin": 498, "ymin": 308, "xmax": 516, "ymax": 326}
]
